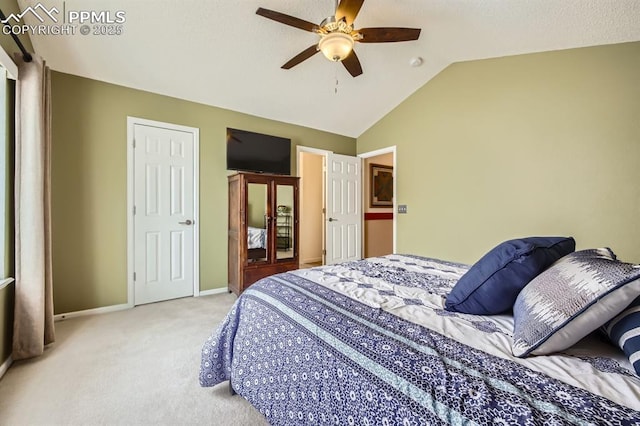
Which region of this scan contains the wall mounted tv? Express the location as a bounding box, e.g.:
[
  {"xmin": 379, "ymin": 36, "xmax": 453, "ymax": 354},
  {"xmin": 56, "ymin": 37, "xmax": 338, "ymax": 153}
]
[{"xmin": 226, "ymin": 128, "xmax": 291, "ymax": 175}]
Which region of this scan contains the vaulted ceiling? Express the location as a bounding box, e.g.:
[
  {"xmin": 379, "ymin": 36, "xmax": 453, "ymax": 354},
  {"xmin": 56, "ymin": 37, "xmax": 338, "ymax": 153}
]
[{"xmin": 20, "ymin": 0, "xmax": 640, "ymax": 137}]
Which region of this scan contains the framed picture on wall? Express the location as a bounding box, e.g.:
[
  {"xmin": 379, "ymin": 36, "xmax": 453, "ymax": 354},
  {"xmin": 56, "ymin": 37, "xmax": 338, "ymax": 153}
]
[{"xmin": 370, "ymin": 164, "xmax": 393, "ymax": 207}]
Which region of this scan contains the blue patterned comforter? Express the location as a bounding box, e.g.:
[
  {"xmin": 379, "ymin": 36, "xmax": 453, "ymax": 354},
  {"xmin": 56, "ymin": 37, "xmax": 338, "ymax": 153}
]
[{"xmin": 200, "ymin": 255, "xmax": 640, "ymax": 425}]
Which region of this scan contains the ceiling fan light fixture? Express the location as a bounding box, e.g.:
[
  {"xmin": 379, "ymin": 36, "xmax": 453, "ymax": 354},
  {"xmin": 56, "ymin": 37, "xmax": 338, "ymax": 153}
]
[{"xmin": 319, "ymin": 32, "xmax": 354, "ymax": 62}]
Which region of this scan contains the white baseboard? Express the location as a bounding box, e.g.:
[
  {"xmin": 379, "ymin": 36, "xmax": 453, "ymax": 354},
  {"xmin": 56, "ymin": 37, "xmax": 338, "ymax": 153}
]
[
  {"xmin": 301, "ymin": 257, "xmax": 322, "ymax": 265},
  {"xmin": 54, "ymin": 290, "xmax": 229, "ymax": 321},
  {"xmin": 198, "ymin": 288, "xmax": 229, "ymax": 297},
  {"xmin": 54, "ymin": 303, "xmax": 132, "ymax": 322},
  {"xmin": 0, "ymin": 355, "xmax": 12, "ymax": 379}
]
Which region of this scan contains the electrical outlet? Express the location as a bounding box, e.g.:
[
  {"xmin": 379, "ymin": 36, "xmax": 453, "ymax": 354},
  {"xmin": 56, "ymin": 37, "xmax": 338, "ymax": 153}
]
[{"xmin": 397, "ymin": 205, "xmax": 408, "ymax": 214}]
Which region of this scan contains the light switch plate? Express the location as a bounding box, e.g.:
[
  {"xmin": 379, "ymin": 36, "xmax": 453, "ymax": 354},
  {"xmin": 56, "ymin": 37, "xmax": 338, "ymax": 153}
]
[{"xmin": 398, "ymin": 205, "xmax": 407, "ymax": 214}]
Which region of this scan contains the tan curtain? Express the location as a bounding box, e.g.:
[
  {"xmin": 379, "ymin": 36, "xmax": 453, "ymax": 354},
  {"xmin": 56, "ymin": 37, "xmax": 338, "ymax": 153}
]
[{"xmin": 12, "ymin": 54, "xmax": 54, "ymax": 360}]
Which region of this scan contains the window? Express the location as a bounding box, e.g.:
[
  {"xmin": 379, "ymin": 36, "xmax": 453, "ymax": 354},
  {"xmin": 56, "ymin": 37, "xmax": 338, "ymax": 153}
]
[
  {"xmin": 0, "ymin": 51, "xmax": 16, "ymax": 286},
  {"xmin": 0, "ymin": 66, "xmax": 5, "ymax": 278}
]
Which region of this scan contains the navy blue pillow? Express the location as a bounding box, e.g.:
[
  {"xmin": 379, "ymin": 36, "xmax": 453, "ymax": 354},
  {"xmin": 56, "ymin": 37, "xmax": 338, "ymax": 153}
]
[
  {"xmin": 445, "ymin": 236, "xmax": 576, "ymax": 315},
  {"xmin": 602, "ymin": 296, "xmax": 640, "ymax": 376}
]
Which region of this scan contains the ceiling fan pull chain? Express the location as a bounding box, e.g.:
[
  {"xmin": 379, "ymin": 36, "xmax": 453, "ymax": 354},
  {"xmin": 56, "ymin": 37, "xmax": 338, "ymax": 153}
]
[{"xmin": 334, "ymin": 64, "xmax": 339, "ymax": 94}]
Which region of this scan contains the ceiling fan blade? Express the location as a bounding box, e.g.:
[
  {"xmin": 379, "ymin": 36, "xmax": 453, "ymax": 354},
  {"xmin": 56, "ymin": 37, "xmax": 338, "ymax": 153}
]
[
  {"xmin": 335, "ymin": 0, "xmax": 365, "ymax": 25},
  {"xmin": 282, "ymin": 45, "xmax": 320, "ymax": 69},
  {"xmin": 357, "ymin": 27, "xmax": 421, "ymax": 43},
  {"xmin": 256, "ymin": 7, "xmax": 318, "ymax": 32},
  {"xmin": 342, "ymin": 50, "xmax": 363, "ymax": 77}
]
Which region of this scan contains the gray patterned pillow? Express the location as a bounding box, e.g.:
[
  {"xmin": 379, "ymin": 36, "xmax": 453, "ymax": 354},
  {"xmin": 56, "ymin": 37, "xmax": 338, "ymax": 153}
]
[{"xmin": 512, "ymin": 248, "xmax": 640, "ymax": 357}]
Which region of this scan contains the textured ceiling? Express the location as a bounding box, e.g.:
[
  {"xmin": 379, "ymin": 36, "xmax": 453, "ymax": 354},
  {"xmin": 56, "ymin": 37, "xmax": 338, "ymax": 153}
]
[{"xmin": 18, "ymin": 0, "xmax": 640, "ymax": 137}]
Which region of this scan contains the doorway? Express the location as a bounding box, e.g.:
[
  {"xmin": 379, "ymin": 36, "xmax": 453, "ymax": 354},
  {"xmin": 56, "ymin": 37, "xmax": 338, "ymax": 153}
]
[
  {"xmin": 359, "ymin": 147, "xmax": 396, "ymax": 257},
  {"xmin": 127, "ymin": 117, "xmax": 200, "ymax": 305},
  {"xmin": 298, "ymin": 150, "xmax": 324, "ymax": 267}
]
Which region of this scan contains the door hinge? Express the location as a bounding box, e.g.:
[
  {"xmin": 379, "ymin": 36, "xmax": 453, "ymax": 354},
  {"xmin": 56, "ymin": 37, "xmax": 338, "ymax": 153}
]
[
  {"xmin": 322, "ymin": 207, "xmax": 326, "ymax": 214},
  {"xmin": 133, "ymin": 272, "xmax": 136, "ymax": 281},
  {"xmin": 322, "ymin": 249, "xmax": 326, "ymax": 255},
  {"xmin": 133, "ymin": 205, "xmax": 136, "ymax": 215},
  {"xmin": 133, "ymin": 139, "xmax": 136, "ymax": 148}
]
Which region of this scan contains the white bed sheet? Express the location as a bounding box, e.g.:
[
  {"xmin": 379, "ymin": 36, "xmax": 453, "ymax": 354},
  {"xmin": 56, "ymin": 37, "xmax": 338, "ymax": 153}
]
[
  {"xmin": 291, "ymin": 254, "xmax": 640, "ymax": 412},
  {"xmin": 247, "ymin": 226, "xmax": 265, "ymax": 249}
]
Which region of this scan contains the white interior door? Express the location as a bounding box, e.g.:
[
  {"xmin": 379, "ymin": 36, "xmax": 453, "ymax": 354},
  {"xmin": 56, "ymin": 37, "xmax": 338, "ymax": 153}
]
[
  {"xmin": 133, "ymin": 123, "xmax": 196, "ymax": 305},
  {"xmin": 325, "ymin": 153, "xmax": 362, "ymax": 264}
]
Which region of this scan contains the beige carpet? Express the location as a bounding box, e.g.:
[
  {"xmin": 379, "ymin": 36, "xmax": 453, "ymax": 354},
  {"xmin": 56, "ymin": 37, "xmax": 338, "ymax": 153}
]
[{"xmin": 0, "ymin": 293, "xmax": 269, "ymax": 425}]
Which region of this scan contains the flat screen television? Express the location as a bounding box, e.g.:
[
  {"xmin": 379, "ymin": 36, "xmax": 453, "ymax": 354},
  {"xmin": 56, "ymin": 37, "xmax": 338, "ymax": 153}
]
[{"xmin": 226, "ymin": 128, "xmax": 291, "ymax": 175}]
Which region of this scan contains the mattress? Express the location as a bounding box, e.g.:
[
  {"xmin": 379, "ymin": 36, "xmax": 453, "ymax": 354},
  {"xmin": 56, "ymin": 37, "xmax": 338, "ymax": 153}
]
[
  {"xmin": 247, "ymin": 226, "xmax": 266, "ymax": 250},
  {"xmin": 200, "ymin": 254, "xmax": 640, "ymax": 424}
]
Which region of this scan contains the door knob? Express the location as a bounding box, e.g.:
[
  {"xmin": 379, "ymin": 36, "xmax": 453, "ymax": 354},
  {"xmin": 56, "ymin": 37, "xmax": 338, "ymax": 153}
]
[
  {"xmin": 179, "ymin": 219, "xmax": 194, "ymax": 225},
  {"xmin": 328, "ymin": 217, "xmax": 338, "ymax": 222}
]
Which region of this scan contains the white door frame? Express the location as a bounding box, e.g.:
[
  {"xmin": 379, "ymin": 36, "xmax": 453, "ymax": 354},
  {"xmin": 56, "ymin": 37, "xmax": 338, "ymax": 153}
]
[
  {"xmin": 126, "ymin": 116, "xmax": 201, "ymax": 307},
  {"xmin": 358, "ymin": 146, "xmax": 397, "ymax": 254}
]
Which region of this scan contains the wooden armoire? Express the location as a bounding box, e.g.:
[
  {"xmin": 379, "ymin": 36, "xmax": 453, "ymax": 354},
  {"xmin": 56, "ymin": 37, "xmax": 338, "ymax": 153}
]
[{"xmin": 228, "ymin": 172, "xmax": 300, "ymax": 295}]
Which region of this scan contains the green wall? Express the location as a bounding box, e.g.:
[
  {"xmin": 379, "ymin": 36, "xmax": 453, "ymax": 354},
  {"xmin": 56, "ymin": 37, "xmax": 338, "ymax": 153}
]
[
  {"xmin": 247, "ymin": 184, "xmax": 267, "ymax": 228},
  {"xmin": 51, "ymin": 72, "xmax": 356, "ymax": 314},
  {"xmin": 358, "ymin": 42, "xmax": 640, "ymax": 264}
]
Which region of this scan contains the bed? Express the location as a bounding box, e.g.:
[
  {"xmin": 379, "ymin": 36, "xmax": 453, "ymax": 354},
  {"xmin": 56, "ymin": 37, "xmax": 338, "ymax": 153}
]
[
  {"xmin": 247, "ymin": 226, "xmax": 266, "ymax": 261},
  {"xmin": 200, "ymin": 254, "xmax": 640, "ymax": 424}
]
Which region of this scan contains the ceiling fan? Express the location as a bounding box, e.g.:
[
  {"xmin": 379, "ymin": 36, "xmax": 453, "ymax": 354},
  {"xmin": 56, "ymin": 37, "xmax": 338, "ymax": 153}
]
[{"xmin": 256, "ymin": 0, "xmax": 421, "ymax": 77}]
